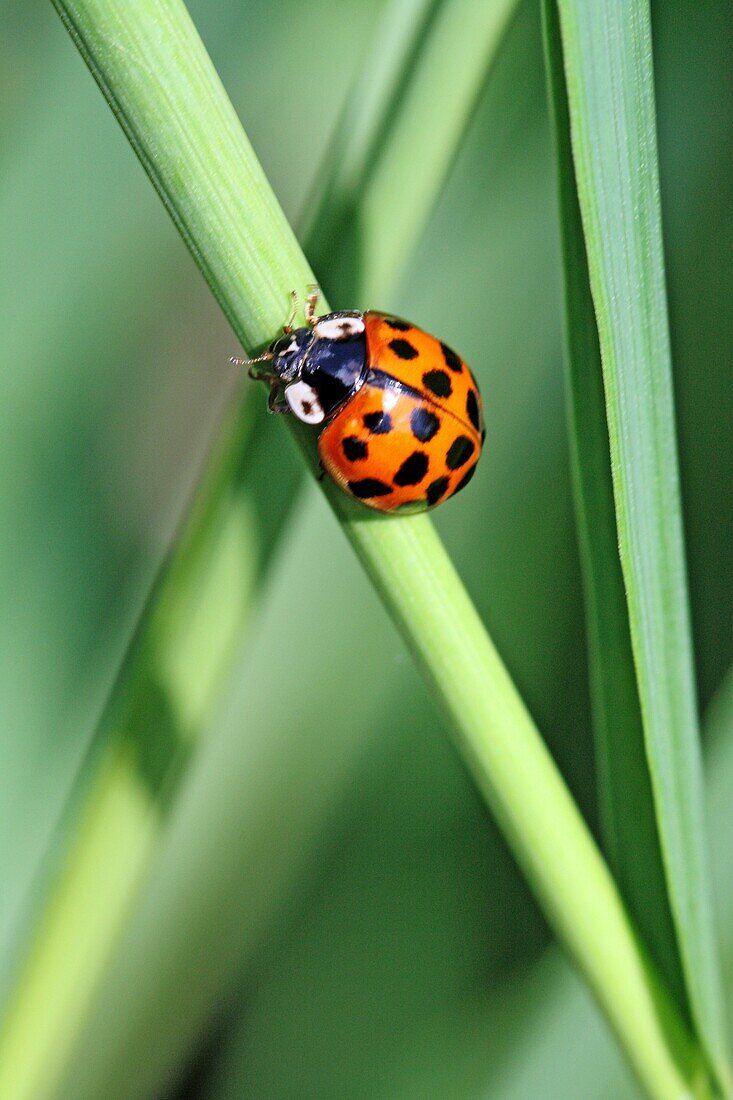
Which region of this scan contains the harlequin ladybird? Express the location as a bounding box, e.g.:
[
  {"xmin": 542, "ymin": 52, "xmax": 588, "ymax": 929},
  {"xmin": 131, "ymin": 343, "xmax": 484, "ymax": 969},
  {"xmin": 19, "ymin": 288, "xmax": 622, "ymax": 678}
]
[{"xmin": 232, "ymin": 290, "xmax": 484, "ymax": 513}]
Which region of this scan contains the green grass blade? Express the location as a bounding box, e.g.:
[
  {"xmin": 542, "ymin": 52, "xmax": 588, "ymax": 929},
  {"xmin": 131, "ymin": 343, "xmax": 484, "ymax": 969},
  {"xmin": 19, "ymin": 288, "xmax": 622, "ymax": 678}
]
[
  {"xmin": 554, "ymin": 0, "xmax": 731, "ymax": 1087},
  {"xmin": 0, "ymin": 0, "xmax": 518, "ymax": 1095},
  {"xmin": 304, "ymin": 0, "xmax": 520, "ymax": 304},
  {"xmin": 0, "ymin": 1, "xmax": 714, "ymax": 1098},
  {"xmin": 541, "ymin": 0, "xmax": 682, "ymax": 1008}
]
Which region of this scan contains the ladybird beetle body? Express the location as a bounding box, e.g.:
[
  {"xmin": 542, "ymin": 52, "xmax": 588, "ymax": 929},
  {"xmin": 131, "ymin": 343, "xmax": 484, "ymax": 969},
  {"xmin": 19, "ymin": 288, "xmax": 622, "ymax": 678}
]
[{"xmin": 241, "ymin": 299, "xmax": 484, "ymax": 513}]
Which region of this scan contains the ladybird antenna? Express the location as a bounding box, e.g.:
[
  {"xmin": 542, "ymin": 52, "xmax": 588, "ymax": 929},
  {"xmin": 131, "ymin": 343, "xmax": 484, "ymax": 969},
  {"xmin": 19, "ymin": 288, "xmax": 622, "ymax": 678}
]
[
  {"xmin": 229, "ymin": 350, "xmax": 275, "ymax": 380},
  {"xmin": 229, "ymin": 352, "xmax": 273, "ymax": 367}
]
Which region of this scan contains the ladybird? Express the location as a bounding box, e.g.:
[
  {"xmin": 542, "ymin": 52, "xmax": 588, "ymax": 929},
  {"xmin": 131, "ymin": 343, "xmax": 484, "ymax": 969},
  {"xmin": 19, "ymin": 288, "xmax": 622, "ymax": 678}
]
[{"xmin": 232, "ymin": 289, "xmax": 484, "ymax": 513}]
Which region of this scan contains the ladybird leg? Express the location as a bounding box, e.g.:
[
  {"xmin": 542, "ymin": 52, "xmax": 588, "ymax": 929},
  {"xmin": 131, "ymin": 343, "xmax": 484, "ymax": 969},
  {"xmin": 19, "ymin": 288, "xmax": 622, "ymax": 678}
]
[
  {"xmin": 267, "ymin": 381, "xmax": 289, "ymax": 414},
  {"xmin": 316, "ymin": 461, "xmax": 326, "ymax": 482},
  {"xmin": 304, "ymin": 284, "xmax": 322, "ymax": 325}
]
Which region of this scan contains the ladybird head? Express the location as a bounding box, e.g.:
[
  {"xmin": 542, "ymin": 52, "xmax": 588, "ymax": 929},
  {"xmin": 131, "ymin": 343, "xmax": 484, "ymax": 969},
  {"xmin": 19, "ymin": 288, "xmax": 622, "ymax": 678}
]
[{"xmin": 267, "ymin": 326, "xmax": 314, "ymax": 383}]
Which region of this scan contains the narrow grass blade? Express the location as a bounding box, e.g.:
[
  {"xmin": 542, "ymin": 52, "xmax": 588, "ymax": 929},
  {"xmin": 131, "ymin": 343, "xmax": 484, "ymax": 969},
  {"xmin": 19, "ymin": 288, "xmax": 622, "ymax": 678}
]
[
  {"xmin": 542, "ymin": 0, "xmax": 682, "ymax": 1009},
  {"xmin": 0, "ymin": 2, "xmax": 713, "ymax": 1097},
  {"xmin": 304, "ymin": 0, "xmax": 520, "ymax": 304},
  {"xmin": 0, "ymin": 1, "xmax": 518, "ymax": 1096},
  {"xmin": 554, "ymin": 0, "xmax": 731, "ymax": 1087}
]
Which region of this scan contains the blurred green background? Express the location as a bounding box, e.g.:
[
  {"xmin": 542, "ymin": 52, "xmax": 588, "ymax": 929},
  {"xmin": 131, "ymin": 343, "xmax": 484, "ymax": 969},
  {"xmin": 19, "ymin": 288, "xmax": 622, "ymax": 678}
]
[{"xmin": 0, "ymin": 0, "xmax": 731, "ymax": 1097}]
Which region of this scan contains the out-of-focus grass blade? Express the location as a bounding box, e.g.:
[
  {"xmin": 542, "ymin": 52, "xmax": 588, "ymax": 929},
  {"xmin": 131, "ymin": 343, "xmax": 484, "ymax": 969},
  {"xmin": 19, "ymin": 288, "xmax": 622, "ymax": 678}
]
[
  {"xmin": 304, "ymin": 0, "xmax": 519, "ymax": 303},
  {"xmin": 706, "ymin": 669, "xmax": 733, "ymax": 996},
  {"xmin": 555, "ymin": 0, "xmax": 731, "ymax": 1088},
  {"xmin": 0, "ymin": 1, "xmax": 518, "ymax": 1097},
  {"xmin": 0, "ymin": 393, "xmax": 301, "ymax": 1094},
  {"xmin": 541, "ymin": 0, "xmax": 682, "ymax": 1007}
]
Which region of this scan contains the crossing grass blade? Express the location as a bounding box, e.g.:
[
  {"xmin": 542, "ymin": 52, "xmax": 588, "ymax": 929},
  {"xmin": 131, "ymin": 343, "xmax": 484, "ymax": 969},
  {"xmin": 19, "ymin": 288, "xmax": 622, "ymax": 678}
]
[
  {"xmin": 542, "ymin": 0, "xmax": 683, "ymax": 1012},
  {"xmin": 0, "ymin": 1, "xmax": 520, "ymax": 1097},
  {"xmin": 554, "ymin": 0, "xmax": 731, "ymax": 1089},
  {"xmin": 304, "ymin": 0, "xmax": 520, "ymax": 304}
]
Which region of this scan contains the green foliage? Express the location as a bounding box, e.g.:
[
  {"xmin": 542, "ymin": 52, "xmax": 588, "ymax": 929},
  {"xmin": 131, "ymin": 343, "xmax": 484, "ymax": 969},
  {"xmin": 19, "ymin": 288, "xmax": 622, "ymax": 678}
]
[
  {"xmin": 553, "ymin": 0, "xmax": 730, "ymax": 1088},
  {"xmin": 0, "ymin": 1, "xmax": 731, "ymax": 1098},
  {"xmin": 544, "ymin": 0, "xmax": 683, "ymax": 1028}
]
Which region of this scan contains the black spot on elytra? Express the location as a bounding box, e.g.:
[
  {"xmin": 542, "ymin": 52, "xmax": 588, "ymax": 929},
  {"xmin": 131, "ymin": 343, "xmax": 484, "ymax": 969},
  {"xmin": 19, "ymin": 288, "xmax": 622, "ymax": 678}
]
[
  {"xmin": 348, "ymin": 478, "xmax": 392, "ymax": 498},
  {"xmin": 363, "ymin": 411, "xmax": 393, "ymax": 434},
  {"xmin": 455, "ymin": 464, "xmax": 477, "ymax": 493},
  {"xmin": 410, "ymin": 406, "xmax": 440, "ymax": 442},
  {"xmin": 466, "ymin": 388, "xmax": 480, "ymax": 430},
  {"xmin": 342, "ymin": 436, "xmax": 368, "ymax": 462},
  {"xmin": 426, "ymin": 476, "xmax": 450, "ymax": 506},
  {"xmin": 394, "ymin": 451, "xmax": 428, "ymax": 486},
  {"xmin": 422, "ymin": 369, "xmax": 452, "ymax": 398},
  {"xmin": 389, "ymin": 338, "xmax": 419, "ymax": 360},
  {"xmin": 440, "ymin": 341, "xmax": 462, "ymax": 373},
  {"xmin": 446, "ymin": 435, "xmax": 475, "ymax": 469},
  {"xmin": 384, "ymin": 317, "xmax": 411, "ymax": 332}
]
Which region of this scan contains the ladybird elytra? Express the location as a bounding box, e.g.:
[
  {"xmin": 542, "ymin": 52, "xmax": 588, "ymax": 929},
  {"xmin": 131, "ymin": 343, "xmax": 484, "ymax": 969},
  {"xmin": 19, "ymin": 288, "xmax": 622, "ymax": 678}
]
[{"xmin": 234, "ymin": 293, "xmax": 484, "ymax": 513}]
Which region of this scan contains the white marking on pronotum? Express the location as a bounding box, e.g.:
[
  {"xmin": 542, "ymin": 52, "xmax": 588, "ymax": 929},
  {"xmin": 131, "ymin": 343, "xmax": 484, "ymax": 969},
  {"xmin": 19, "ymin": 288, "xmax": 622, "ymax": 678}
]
[
  {"xmin": 285, "ymin": 381, "xmax": 325, "ymax": 424},
  {"xmin": 313, "ymin": 315, "xmax": 365, "ymax": 341}
]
